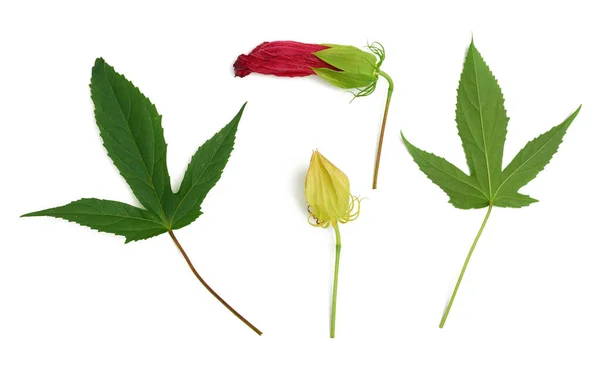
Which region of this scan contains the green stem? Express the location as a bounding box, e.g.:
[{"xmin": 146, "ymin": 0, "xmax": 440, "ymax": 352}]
[
  {"xmin": 372, "ymin": 70, "xmax": 394, "ymax": 190},
  {"xmin": 439, "ymin": 205, "xmax": 493, "ymax": 328},
  {"xmin": 168, "ymin": 230, "xmax": 263, "ymax": 336},
  {"xmin": 330, "ymin": 225, "xmax": 342, "ymax": 338}
]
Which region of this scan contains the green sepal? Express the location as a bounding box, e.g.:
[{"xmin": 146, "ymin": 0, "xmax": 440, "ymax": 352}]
[
  {"xmin": 314, "ymin": 44, "xmax": 378, "ymax": 75},
  {"xmin": 313, "ymin": 68, "xmax": 376, "ymax": 89},
  {"xmin": 312, "ymin": 43, "xmax": 384, "ymax": 94}
]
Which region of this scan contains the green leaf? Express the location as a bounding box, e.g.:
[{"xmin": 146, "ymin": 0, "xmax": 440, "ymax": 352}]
[
  {"xmin": 402, "ymin": 41, "xmax": 579, "ymax": 210},
  {"xmin": 404, "ymin": 41, "xmax": 581, "ymax": 328},
  {"xmin": 170, "ymin": 104, "xmax": 245, "ymax": 229},
  {"xmin": 90, "ymin": 58, "xmax": 172, "ymax": 224},
  {"xmin": 401, "ymin": 133, "xmax": 489, "ymax": 209},
  {"xmin": 24, "ymin": 58, "xmax": 245, "ymax": 242},
  {"xmin": 455, "ymin": 42, "xmax": 509, "ymax": 198},
  {"xmin": 21, "ymin": 60, "xmax": 260, "ymax": 335},
  {"xmin": 22, "ymin": 199, "xmax": 167, "ymax": 243},
  {"xmin": 495, "ymin": 106, "xmax": 581, "ymax": 202}
]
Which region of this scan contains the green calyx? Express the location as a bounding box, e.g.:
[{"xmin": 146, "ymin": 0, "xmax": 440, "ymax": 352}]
[{"xmin": 313, "ymin": 42, "xmax": 386, "ymax": 99}]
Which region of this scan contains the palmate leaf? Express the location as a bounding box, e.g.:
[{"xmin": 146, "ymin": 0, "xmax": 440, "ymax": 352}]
[
  {"xmin": 22, "ymin": 60, "xmax": 263, "ymax": 336},
  {"xmin": 402, "ymin": 40, "xmax": 581, "ymax": 328},
  {"xmin": 402, "ymin": 41, "xmax": 579, "ymax": 209},
  {"xmin": 23, "ymin": 58, "xmax": 245, "ymax": 242}
]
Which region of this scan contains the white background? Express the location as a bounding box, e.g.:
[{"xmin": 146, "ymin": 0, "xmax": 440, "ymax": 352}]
[{"xmin": 1, "ymin": 0, "xmax": 598, "ymax": 365}]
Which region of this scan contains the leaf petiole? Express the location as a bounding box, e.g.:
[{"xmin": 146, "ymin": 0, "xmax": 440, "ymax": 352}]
[
  {"xmin": 372, "ymin": 70, "xmax": 394, "ymax": 189},
  {"xmin": 167, "ymin": 230, "xmax": 263, "ymax": 336},
  {"xmin": 330, "ymin": 225, "xmax": 342, "ymax": 338},
  {"xmin": 439, "ymin": 205, "xmax": 493, "ymax": 328}
]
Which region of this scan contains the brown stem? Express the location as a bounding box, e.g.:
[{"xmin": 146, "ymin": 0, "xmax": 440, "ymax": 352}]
[
  {"xmin": 372, "ymin": 71, "xmax": 394, "ymax": 190},
  {"xmin": 168, "ymin": 230, "xmax": 262, "ymax": 336}
]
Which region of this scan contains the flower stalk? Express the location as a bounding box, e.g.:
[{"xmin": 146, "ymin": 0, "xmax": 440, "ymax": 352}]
[
  {"xmin": 305, "ymin": 150, "xmax": 360, "ymax": 338},
  {"xmin": 330, "ymin": 224, "xmax": 342, "ymax": 338},
  {"xmin": 373, "ymin": 70, "xmax": 394, "ymax": 189}
]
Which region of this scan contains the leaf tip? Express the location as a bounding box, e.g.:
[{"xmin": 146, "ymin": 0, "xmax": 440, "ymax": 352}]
[
  {"xmin": 400, "ymin": 131, "xmax": 412, "ymax": 146},
  {"xmin": 468, "ymin": 40, "xmax": 478, "ymax": 55},
  {"xmin": 237, "ymin": 102, "xmax": 248, "ymax": 117},
  {"xmin": 94, "ymin": 57, "xmax": 106, "ymax": 67},
  {"xmin": 21, "ymin": 209, "xmax": 44, "ymax": 218},
  {"xmin": 563, "ymin": 105, "xmax": 582, "ymax": 128},
  {"xmin": 228, "ymin": 102, "xmax": 247, "ymax": 130},
  {"xmin": 236, "ymin": 102, "xmax": 248, "ymax": 118}
]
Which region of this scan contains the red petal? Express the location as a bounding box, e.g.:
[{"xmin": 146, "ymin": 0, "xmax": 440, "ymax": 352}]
[{"xmin": 234, "ymin": 41, "xmax": 338, "ymax": 78}]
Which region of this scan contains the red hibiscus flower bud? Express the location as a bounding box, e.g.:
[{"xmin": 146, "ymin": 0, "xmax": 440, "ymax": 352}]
[
  {"xmin": 233, "ymin": 41, "xmax": 339, "ymax": 78},
  {"xmin": 234, "ymin": 40, "xmax": 395, "ymax": 189}
]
